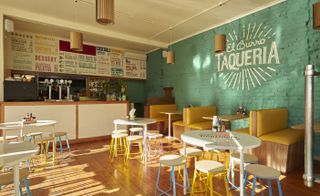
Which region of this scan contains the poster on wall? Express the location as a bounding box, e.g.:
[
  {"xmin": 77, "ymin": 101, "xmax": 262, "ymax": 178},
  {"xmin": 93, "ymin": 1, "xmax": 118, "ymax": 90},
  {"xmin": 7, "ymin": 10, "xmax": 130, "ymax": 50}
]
[
  {"xmin": 34, "ymin": 34, "xmax": 59, "ymax": 72},
  {"xmin": 8, "ymin": 32, "xmax": 34, "ymax": 71},
  {"xmin": 110, "ymin": 50, "xmax": 124, "ymax": 77},
  {"xmin": 7, "ymin": 31, "xmax": 146, "ymax": 79},
  {"xmin": 96, "ymin": 47, "xmax": 111, "ymax": 76},
  {"xmin": 124, "ymin": 58, "xmax": 146, "ymax": 79},
  {"xmin": 215, "ymin": 23, "xmax": 280, "ymax": 91}
]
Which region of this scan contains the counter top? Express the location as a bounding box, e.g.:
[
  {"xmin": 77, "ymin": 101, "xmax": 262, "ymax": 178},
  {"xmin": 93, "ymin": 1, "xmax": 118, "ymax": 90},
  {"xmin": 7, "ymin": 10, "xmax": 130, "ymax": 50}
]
[{"xmin": 0, "ymin": 100, "xmax": 128, "ymax": 106}]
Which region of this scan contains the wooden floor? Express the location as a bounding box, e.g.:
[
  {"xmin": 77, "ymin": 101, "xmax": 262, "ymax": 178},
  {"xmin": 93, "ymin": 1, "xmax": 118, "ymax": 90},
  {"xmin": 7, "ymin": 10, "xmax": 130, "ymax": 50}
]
[{"xmin": 1, "ymin": 139, "xmax": 320, "ymax": 196}]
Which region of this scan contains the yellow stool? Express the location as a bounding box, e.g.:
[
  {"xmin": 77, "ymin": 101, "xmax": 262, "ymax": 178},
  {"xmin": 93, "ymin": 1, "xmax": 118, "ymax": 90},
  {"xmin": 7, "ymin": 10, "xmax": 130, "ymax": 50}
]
[
  {"xmin": 124, "ymin": 135, "xmax": 143, "ymax": 163},
  {"xmin": 178, "ymin": 147, "xmax": 202, "ymax": 180},
  {"xmin": 191, "ymin": 160, "xmax": 230, "ymax": 196},
  {"xmin": 35, "ymin": 136, "xmax": 56, "ymax": 164},
  {"xmin": 109, "ymin": 133, "xmax": 128, "ymax": 161}
]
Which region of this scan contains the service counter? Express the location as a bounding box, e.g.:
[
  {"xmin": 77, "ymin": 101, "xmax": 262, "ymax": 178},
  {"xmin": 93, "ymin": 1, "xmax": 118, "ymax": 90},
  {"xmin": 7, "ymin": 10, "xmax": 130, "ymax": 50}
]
[{"xmin": 0, "ymin": 101, "xmax": 128, "ymax": 143}]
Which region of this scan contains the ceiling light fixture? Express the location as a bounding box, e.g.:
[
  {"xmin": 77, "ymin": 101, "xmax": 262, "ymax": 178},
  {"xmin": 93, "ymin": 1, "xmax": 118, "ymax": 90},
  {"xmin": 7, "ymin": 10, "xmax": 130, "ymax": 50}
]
[
  {"xmin": 96, "ymin": 0, "xmax": 115, "ymax": 25},
  {"xmin": 214, "ymin": 34, "xmax": 226, "ymax": 53},
  {"xmin": 70, "ymin": 0, "xmax": 83, "ymax": 51},
  {"xmin": 70, "ymin": 31, "xmax": 83, "ymax": 51},
  {"xmin": 167, "ymin": 28, "xmax": 175, "ymax": 64}
]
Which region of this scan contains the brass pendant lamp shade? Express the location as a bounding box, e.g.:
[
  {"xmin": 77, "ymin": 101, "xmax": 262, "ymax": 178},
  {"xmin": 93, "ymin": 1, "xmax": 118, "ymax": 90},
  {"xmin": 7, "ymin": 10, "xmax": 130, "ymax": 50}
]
[
  {"xmin": 166, "ymin": 51, "xmax": 175, "ymax": 64},
  {"xmin": 313, "ymin": 2, "xmax": 320, "ymax": 29},
  {"xmin": 96, "ymin": 0, "xmax": 115, "ymax": 25},
  {"xmin": 70, "ymin": 31, "xmax": 83, "ymax": 52},
  {"xmin": 214, "ymin": 34, "xmax": 226, "ymax": 53}
]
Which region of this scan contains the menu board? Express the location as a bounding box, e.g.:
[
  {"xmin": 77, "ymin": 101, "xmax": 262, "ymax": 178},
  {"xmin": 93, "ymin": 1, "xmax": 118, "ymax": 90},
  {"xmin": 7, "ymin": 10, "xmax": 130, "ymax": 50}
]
[
  {"xmin": 6, "ymin": 31, "xmax": 146, "ymax": 79},
  {"xmin": 124, "ymin": 58, "xmax": 146, "ymax": 79}
]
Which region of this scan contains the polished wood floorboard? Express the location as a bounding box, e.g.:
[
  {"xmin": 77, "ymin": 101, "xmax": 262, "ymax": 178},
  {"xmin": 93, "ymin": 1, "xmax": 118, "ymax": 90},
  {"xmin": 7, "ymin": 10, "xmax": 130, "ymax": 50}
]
[{"xmin": 0, "ymin": 139, "xmax": 320, "ymax": 196}]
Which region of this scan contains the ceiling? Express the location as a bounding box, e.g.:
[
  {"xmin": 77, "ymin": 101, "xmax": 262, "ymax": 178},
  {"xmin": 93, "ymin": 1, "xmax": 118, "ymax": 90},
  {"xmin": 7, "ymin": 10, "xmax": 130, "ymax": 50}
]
[{"xmin": 0, "ymin": 0, "xmax": 285, "ymax": 54}]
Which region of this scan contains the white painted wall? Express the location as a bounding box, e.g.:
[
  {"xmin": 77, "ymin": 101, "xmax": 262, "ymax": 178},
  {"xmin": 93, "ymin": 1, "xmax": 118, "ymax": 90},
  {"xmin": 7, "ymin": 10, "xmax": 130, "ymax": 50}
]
[{"xmin": 78, "ymin": 103, "xmax": 127, "ymax": 138}]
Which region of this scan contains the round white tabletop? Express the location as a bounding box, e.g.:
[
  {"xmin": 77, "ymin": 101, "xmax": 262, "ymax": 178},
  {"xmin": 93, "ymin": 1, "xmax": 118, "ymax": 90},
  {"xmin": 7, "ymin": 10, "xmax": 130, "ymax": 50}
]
[
  {"xmin": 113, "ymin": 118, "xmax": 156, "ymax": 126},
  {"xmin": 0, "ymin": 120, "xmax": 57, "ymax": 130},
  {"xmin": 181, "ymin": 130, "xmax": 261, "ymax": 150},
  {"xmin": 0, "ymin": 141, "xmax": 39, "ymax": 196}
]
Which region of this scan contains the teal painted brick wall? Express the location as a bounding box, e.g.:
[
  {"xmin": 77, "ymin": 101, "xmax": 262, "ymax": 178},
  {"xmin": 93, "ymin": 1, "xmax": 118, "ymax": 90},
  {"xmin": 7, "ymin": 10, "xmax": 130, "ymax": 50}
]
[{"xmin": 146, "ymin": 0, "xmax": 320, "ymax": 156}]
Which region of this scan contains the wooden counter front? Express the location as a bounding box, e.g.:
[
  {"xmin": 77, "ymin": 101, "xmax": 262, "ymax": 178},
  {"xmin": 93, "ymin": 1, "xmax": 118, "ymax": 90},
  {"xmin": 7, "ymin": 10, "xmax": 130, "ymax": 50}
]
[{"xmin": 0, "ymin": 101, "xmax": 128, "ymax": 143}]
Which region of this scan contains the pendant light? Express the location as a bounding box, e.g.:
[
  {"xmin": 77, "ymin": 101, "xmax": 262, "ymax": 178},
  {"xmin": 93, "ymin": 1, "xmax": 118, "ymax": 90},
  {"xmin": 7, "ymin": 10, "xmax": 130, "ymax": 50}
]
[
  {"xmin": 96, "ymin": 0, "xmax": 115, "ymax": 25},
  {"xmin": 70, "ymin": 0, "xmax": 83, "ymax": 51},
  {"xmin": 70, "ymin": 31, "xmax": 83, "ymax": 51},
  {"xmin": 214, "ymin": 34, "xmax": 226, "ymax": 53},
  {"xmin": 167, "ymin": 28, "xmax": 175, "ymax": 64},
  {"xmin": 313, "ymin": 1, "xmax": 320, "ymax": 29}
]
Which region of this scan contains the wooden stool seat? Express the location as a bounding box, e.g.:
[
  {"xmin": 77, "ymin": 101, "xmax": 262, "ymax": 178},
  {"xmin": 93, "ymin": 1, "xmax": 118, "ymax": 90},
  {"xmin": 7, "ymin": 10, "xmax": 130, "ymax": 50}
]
[
  {"xmin": 129, "ymin": 127, "xmax": 143, "ymax": 132},
  {"xmin": 195, "ymin": 160, "xmax": 225, "ymax": 173},
  {"xmin": 112, "ymin": 129, "xmax": 128, "ymax": 134},
  {"xmin": 160, "ymin": 155, "xmax": 186, "ymax": 166},
  {"xmin": 147, "ymin": 133, "xmax": 163, "ymax": 139},
  {"xmin": 54, "ymin": 132, "xmax": 67, "ymax": 137},
  {"xmin": 126, "ymin": 135, "xmax": 143, "ymax": 141},
  {"xmin": 111, "ymin": 133, "xmax": 128, "ymax": 138},
  {"xmin": 246, "ymin": 164, "xmax": 280, "ymax": 179},
  {"xmin": 179, "ymin": 148, "xmax": 202, "ymax": 157}
]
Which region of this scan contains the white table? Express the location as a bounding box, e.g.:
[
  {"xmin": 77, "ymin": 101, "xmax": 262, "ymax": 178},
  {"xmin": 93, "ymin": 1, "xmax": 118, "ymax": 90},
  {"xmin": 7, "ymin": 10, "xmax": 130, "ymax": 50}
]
[
  {"xmin": 160, "ymin": 111, "xmax": 182, "ymax": 140},
  {"xmin": 0, "ymin": 120, "xmax": 57, "ymax": 142},
  {"xmin": 0, "ymin": 141, "xmax": 39, "ymax": 196},
  {"xmin": 113, "ymin": 118, "xmax": 156, "ymax": 164},
  {"xmin": 181, "ymin": 130, "xmax": 261, "ymax": 196}
]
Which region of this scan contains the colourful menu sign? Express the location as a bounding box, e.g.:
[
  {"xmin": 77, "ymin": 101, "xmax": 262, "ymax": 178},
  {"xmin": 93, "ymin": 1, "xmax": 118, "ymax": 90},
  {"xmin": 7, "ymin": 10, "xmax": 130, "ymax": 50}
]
[{"xmin": 6, "ymin": 31, "xmax": 146, "ymax": 79}]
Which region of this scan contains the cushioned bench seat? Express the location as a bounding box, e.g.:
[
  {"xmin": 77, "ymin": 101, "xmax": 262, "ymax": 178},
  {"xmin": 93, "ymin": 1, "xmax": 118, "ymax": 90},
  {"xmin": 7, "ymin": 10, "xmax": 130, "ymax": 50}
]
[
  {"xmin": 188, "ymin": 121, "xmax": 212, "ymax": 130},
  {"xmin": 259, "ymin": 128, "xmax": 304, "ymax": 145}
]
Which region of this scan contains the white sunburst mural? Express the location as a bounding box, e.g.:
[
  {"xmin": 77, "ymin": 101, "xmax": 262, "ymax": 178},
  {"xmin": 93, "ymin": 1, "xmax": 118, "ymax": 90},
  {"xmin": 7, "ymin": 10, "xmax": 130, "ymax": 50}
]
[{"xmin": 215, "ymin": 23, "xmax": 281, "ymax": 91}]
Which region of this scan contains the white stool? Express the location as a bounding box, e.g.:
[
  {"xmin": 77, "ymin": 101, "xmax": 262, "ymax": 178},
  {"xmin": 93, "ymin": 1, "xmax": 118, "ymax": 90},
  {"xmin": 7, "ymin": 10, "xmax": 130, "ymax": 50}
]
[
  {"xmin": 147, "ymin": 132, "xmax": 163, "ymax": 157},
  {"xmin": 109, "ymin": 133, "xmax": 128, "ymax": 161},
  {"xmin": 155, "ymin": 155, "xmax": 190, "ymax": 196},
  {"xmin": 191, "ymin": 160, "xmax": 230, "ymax": 196},
  {"xmin": 112, "ymin": 129, "xmax": 128, "ymax": 134},
  {"xmin": 129, "ymin": 127, "xmax": 143, "ymax": 136},
  {"xmin": 244, "ymin": 164, "xmax": 283, "ymax": 196},
  {"xmin": 54, "ymin": 131, "xmax": 71, "ymax": 157},
  {"xmin": 227, "ymin": 152, "xmax": 258, "ymax": 188},
  {"xmin": 178, "ymin": 147, "xmax": 202, "ymax": 179},
  {"xmin": 125, "ymin": 135, "xmax": 143, "ymax": 163}
]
